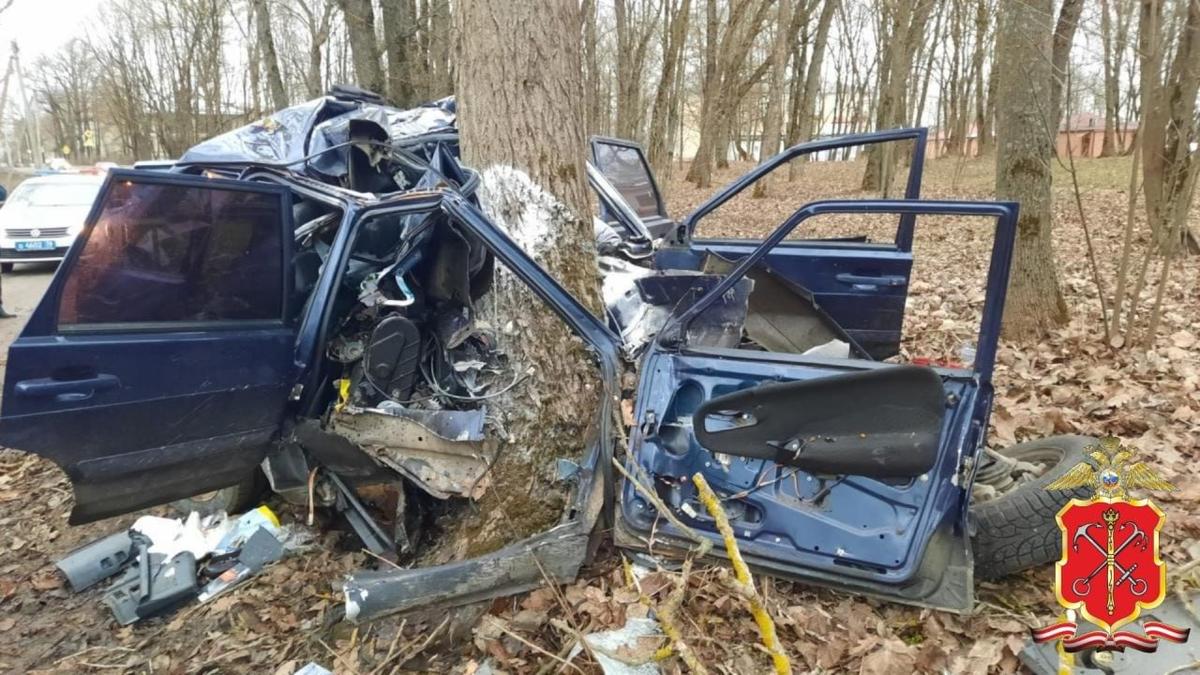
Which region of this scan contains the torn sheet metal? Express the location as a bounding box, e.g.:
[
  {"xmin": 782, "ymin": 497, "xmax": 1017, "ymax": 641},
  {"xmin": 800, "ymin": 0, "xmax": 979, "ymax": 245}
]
[
  {"xmin": 330, "ymin": 406, "xmax": 493, "ymax": 500},
  {"xmin": 343, "ymin": 522, "xmax": 589, "ymax": 623},
  {"xmin": 179, "ymin": 94, "xmax": 456, "ymax": 176},
  {"xmin": 601, "ymin": 257, "xmax": 752, "ymax": 356}
]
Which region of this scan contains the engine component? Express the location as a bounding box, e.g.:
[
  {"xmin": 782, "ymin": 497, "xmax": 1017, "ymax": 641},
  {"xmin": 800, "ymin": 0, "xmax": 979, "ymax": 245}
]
[{"xmin": 363, "ymin": 315, "xmax": 421, "ymax": 401}]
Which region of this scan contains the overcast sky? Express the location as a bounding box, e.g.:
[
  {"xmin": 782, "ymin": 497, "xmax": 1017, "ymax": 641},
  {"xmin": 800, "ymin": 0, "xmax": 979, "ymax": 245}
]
[{"xmin": 0, "ymin": 0, "xmax": 100, "ymax": 65}]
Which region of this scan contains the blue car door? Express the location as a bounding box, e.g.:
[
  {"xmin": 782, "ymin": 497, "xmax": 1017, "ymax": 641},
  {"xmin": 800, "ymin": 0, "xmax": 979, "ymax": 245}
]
[
  {"xmin": 591, "ymin": 130, "xmax": 928, "ymax": 360},
  {"xmin": 617, "ymin": 199, "xmax": 1018, "ymax": 612},
  {"xmin": 0, "ymin": 170, "xmax": 297, "ymax": 523}
]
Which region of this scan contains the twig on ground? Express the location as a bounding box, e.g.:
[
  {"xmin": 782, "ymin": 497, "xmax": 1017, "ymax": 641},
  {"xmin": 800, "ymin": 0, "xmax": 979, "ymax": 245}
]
[
  {"xmin": 693, "ymin": 472, "xmax": 791, "ymax": 675},
  {"xmin": 482, "ymin": 615, "xmax": 587, "ymax": 675},
  {"xmin": 612, "ymin": 457, "xmax": 712, "ymax": 556},
  {"xmin": 655, "ymin": 556, "xmax": 708, "ymax": 674}
]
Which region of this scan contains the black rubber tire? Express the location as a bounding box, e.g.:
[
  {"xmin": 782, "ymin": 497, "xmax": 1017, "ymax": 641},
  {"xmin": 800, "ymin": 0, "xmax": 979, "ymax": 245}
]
[
  {"xmin": 170, "ymin": 471, "xmax": 266, "ymax": 517},
  {"xmin": 1, "ymin": 263, "xmax": 13, "ymax": 273},
  {"xmin": 970, "ymin": 435, "xmax": 1097, "ymax": 580}
]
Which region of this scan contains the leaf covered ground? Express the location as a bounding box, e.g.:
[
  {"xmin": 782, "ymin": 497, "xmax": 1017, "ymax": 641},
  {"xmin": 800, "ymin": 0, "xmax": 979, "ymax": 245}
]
[{"xmin": 0, "ymin": 155, "xmax": 1197, "ymax": 674}]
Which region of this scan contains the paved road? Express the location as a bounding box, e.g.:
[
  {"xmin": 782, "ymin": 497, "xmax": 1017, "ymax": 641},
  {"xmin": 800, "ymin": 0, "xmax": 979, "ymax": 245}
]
[{"xmin": 0, "ymin": 263, "xmax": 57, "ymax": 365}]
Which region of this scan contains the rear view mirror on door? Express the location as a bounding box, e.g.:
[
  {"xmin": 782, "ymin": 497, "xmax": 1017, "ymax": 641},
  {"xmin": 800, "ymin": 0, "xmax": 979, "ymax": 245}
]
[{"xmin": 692, "ymin": 365, "xmax": 945, "ymax": 479}]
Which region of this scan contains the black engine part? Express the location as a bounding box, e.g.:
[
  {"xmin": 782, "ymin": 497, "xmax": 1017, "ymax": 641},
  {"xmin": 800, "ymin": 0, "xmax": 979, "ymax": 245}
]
[{"xmin": 363, "ymin": 315, "xmax": 422, "ymax": 401}]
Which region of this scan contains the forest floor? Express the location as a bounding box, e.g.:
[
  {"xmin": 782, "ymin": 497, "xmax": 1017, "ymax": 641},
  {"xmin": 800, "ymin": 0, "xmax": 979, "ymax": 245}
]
[{"xmin": 0, "ymin": 154, "xmax": 1197, "ymax": 674}]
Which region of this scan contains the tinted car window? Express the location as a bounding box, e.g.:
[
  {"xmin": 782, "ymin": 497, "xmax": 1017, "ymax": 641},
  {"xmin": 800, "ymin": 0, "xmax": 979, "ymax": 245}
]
[
  {"xmin": 59, "ymin": 179, "xmax": 284, "ymax": 328},
  {"xmin": 593, "ymin": 142, "xmax": 662, "ymax": 219}
]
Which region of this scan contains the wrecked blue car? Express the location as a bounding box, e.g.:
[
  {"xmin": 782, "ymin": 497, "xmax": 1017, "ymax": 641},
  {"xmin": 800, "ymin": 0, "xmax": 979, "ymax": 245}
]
[{"xmin": 0, "ymin": 87, "xmax": 1082, "ymax": 622}]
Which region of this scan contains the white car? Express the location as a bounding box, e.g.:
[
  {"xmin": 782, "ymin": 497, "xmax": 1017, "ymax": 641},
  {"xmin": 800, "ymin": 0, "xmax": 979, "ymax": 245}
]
[{"xmin": 0, "ymin": 174, "xmax": 104, "ymax": 271}]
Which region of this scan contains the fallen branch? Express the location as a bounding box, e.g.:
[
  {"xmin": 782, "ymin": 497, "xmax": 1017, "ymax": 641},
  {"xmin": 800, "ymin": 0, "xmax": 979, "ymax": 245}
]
[
  {"xmin": 655, "ymin": 556, "xmax": 709, "ymax": 674},
  {"xmin": 612, "ymin": 457, "xmax": 712, "ymax": 556},
  {"xmin": 692, "ymin": 472, "xmax": 791, "ymax": 675}
]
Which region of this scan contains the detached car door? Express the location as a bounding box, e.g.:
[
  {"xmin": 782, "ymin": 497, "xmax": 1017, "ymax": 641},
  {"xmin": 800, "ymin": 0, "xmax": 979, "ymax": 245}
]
[{"xmin": 0, "ymin": 170, "xmax": 296, "ymax": 523}]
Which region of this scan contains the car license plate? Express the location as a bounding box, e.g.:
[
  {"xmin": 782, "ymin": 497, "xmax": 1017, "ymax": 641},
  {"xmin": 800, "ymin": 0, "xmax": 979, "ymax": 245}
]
[{"xmin": 14, "ymin": 240, "xmax": 55, "ymax": 251}]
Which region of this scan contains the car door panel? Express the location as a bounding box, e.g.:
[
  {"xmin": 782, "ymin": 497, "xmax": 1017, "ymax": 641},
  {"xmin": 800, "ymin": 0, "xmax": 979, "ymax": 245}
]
[
  {"xmin": 619, "ymin": 199, "xmax": 1018, "ymax": 611},
  {"xmin": 657, "ymin": 240, "xmax": 912, "ymax": 359},
  {"xmin": 624, "ymin": 348, "xmax": 975, "ymax": 585},
  {"xmin": 0, "ymin": 170, "xmax": 296, "ymax": 523},
  {"xmin": 591, "ymin": 130, "xmax": 928, "ymax": 359}
]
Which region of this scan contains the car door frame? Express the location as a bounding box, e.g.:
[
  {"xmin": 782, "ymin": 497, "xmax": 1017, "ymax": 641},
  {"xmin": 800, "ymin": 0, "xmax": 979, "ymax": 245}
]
[
  {"xmin": 617, "ymin": 197, "xmax": 1018, "ymax": 613},
  {"xmin": 0, "ymin": 168, "xmax": 300, "ymax": 523}
]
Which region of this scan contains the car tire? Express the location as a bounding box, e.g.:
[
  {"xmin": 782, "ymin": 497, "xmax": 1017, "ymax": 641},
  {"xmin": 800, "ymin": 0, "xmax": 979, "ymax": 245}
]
[
  {"xmin": 1, "ymin": 263, "xmax": 13, "ymax": 273},
  {"xmin": 970, "ymin": 435, "xmax": 1097, "ymax": 581},
  {"xmin": 170, "ymin": 471, "xmax": 266, "ymax": 517}
]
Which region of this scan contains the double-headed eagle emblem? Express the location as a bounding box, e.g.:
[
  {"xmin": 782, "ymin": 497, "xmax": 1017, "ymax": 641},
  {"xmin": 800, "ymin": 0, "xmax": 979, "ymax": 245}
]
[{"xmin": 1046, "ymin": 436, "xmax": 1176, "ymax": 499}]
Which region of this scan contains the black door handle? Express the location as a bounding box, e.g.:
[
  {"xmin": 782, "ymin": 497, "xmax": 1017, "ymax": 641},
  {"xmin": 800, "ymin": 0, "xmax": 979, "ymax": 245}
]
[
  {"xmin": 15, "ymin": 374, "xmax": 121, "ymax": 399},
  {"xmin": 835, "ymin": 273, "xmax": 908, "ymax": 287}
]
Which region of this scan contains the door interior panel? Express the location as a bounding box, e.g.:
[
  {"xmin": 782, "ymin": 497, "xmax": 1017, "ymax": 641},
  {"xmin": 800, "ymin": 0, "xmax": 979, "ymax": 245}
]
[
  {"xmin": 623, "ymin": 349, "xmax": 975, "ymax": 585},
  {"xmin": 655, "ymin": 242, "xmax": 913, "ymax": 359}
]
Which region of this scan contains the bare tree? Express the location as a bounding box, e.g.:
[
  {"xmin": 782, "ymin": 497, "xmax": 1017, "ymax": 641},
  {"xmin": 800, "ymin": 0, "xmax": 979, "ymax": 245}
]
[
  {"xmin": 994, "ymin": 0, "xmax": 1069, "ymax": 337},
  {"xmin": 752, "ymin": 0, "xmax": 792, "ymax": 197},
  {"xmin": 860, "ymin": 0, "xmax": 934, "ymax": 192},
  {"xmin": 646, "ymin": 0, "xmax": 691, "ymax": 176},
  {"xmin": 1048, "ymin": 0, "xmax": 1085, "ymax": 132},
  {"xmin": 1138, "ymin": 0, "xmax": 1200, "ymax": 255},
  {"xmin": 337, "ymin": 0, "xmax": 384, "ymax": 93},
  {"xmin": 252, "ymin": 0, "xmax": 288, "ymax": 110},
  {"xmin": 452, "ymin": 0, "xmax": 604, "ymax": 552}
]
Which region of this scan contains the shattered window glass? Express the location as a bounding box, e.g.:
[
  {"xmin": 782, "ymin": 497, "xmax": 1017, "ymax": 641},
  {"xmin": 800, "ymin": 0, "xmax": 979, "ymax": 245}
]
[{"xmin": 58, "ymin": 180, "xmax": 284, "ymax": 328}]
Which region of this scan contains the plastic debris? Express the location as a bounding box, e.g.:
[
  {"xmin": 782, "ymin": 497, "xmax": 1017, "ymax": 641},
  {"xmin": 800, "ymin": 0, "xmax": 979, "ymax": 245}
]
[{"xmin": 130, "ymin": 511, "xmax": 232, "ymax": 561}]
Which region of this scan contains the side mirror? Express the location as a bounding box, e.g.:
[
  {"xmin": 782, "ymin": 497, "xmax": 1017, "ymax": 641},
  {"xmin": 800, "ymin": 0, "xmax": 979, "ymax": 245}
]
[{"xmin": 693, "ymin": 365, "xmax": 946, "ymax": 479}]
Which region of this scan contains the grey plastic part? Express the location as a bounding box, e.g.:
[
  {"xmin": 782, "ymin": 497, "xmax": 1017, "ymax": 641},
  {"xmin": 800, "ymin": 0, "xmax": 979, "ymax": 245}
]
[
  {"xmin": 102, "ymin": 550, "xmax": 199, "ymax": 626},
  {"xmin": 55, "ymin": 530, "xmax": 135, "ymax": 592}
]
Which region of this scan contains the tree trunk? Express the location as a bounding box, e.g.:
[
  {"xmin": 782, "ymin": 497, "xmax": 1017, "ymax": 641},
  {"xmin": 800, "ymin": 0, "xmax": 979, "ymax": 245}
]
[
  {"xmin": 752, "ymin": 0, "xmax": 792, "ymax": 197},
  {"xmin": 338, "ymin": 0, "xmax": 384, "ymax": 93},
  {"xmin": 451, "ymin": 0, "xmax": 604, "ymax": 554},
  {"xmin": 1099, "ymin": 0, "xmax": 1121, "ymax": 156},
  {"xmin": 862, "ymin": 0, "xmax": 934, "ymax": 193},
  {"xmin": 381, "ymin": 0, "xmax": 416, "ymax": 105},
  {"xmin": 1138, "ymin": 0, "xmax": 1200, "ymax": 255},
  {"xmin": 995, "ymin": 0, "xmax": 1069, "ymax": 338},
  {"xmin": 1048, "ymin": 0, "xmax": 1085, "ymax": 133},
  {"xmin": 252, "ymin": 0, "xmax": 287, "ymax": 110},
  {"xmin": 582, "ymin": 0, "xmax": 602, "ymax": 135},
  {"xmin": 971, "ymin": 0, "xmax": 989, "ymax": 157},
  {"xmin": 647, "ymin": 0, "xmax": 691, "ymax": 177}
]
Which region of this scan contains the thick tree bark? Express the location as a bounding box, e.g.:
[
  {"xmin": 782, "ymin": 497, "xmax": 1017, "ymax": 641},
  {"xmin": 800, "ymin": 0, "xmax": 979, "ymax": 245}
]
[
  {"xmin": 337, "ymin": 0, "xmax": 384, "ymax": 93},
  {"xmin": 451, "ymin": 0, "xmax": 604, "ymax": 555},
  {"xmin": 995, "ymin": 0, "xmax": 1069, "ymax": 338}
]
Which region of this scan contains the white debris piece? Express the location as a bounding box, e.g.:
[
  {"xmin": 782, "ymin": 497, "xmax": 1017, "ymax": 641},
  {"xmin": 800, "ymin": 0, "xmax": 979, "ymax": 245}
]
[
  {"xmin": 802, "ymin": 338, "xmax": 851, "ymax": 358},
  {"xmin": 130, "ymin": 511, "xmax": 231, "ymax": 561},
  {"xmin": 569, "ymin": 617, "xmax": 663, "ymax": 675}
]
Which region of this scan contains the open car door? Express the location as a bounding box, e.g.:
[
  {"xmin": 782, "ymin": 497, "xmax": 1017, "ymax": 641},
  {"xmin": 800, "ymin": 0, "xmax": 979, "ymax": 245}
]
[
  {"xmin": 616, "ymin": 199, "xmax": 1018, "ymax": 613},
  {"xmin": 590, "ymin": 130, "xmax": 929, "ymax": 360},
  {"xmin": 0, "ymin": 169, "xmax": 296, "ymax": 523}
]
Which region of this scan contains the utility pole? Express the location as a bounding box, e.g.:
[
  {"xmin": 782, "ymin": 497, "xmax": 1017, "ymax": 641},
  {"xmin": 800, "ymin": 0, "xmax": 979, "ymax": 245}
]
[
  {"xmin": 12, "ymin": 42, "xmax": 41, "ymax": 167},
  {"xmin": 0, "ymin": 50, "xmax": 13, "ymax": 167}
]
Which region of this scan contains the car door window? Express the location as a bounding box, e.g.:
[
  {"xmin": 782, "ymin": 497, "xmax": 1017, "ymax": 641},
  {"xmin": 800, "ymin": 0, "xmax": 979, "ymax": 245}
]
[
  {"xmin": 592, "ymin": 141, "xmax": 666, "ymax": 220},
  {"xmin": 58, "ymin": 177, "xmax": 288, "ymax": 330}
]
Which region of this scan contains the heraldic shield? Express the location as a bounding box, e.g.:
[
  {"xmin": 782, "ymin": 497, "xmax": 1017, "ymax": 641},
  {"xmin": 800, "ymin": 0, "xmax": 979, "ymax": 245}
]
[{"xmin": 1056, "ymin": 498, "xmax": 1166, "ymax": 632}]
